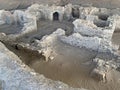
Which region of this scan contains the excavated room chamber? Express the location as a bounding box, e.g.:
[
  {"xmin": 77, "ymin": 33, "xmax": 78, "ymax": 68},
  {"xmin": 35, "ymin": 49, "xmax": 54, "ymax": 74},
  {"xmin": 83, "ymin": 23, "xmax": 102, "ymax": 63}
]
[
  {"xmin": 93, "ymin": 13, "xmax": 110, "ymax": 27},
  {"xmin": 0, "ymin": 24, "xmax": 22, "ymax": 35},
  {"xmin": 0, "ymin": 19, "xmax": 99, "ymax": 90},
  {"xmin": 3, "ymin": 20, "xmax": 120, "ymax": 90}
]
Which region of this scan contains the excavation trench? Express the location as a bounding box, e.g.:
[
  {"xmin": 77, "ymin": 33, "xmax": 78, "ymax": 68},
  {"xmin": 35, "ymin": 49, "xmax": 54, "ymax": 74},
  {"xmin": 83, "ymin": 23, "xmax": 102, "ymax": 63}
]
[
  {"xmin": 4, "ymin": 41, "xmax": 120, "ymax": 90},
  {"xmin": 1, "ymin": 21, "xmax": 120, "ymax": 90},
  {"xmin": 4, "ymin": 41, "xmax": 98, "ymax": 89},
  {"xmin": 15, "ymin": 20, "xmax": 74, "ymax": 43}
]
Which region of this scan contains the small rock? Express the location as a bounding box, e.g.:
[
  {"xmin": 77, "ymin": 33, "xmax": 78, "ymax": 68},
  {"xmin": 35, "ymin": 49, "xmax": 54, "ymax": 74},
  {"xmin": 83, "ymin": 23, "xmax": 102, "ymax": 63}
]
[
  {"xmin": 91, "ymin": 68, "xmax": 106, "ymax": 82},
  {"xmin": 49, "ymin": 56, "xmax": 54, "ymax": 60}
]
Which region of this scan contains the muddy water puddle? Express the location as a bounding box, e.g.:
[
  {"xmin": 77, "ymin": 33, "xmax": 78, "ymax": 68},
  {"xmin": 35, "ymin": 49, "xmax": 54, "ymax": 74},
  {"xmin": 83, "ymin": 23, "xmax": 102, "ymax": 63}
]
[{"xmin": 4, "ymin": 40, "xmax": 120, "ymax": 90}]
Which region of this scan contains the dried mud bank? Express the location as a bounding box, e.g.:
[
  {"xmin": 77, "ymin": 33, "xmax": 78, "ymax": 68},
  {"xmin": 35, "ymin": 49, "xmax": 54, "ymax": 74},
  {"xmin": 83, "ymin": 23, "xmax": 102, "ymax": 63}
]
[{"xmin": 0, "ymin": 4, "xmax": 120, "ymax": 90}]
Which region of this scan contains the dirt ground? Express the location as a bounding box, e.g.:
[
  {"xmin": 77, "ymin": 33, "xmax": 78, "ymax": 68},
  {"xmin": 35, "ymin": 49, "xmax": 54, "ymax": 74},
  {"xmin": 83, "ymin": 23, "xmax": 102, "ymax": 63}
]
[
  {"xmin": 0, "ymin": 24, "xmax": 22, "ymax": 35},
  {"xmin": 1, "ymin": 0, "xmax": 120, "ymax": 10}
]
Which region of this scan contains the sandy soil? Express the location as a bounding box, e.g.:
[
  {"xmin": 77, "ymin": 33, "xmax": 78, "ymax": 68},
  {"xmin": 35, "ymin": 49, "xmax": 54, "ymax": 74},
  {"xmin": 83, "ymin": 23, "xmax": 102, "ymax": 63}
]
[
  {"xmin": 0, "ymin": 0, "xmax": 60, "ymax": 10},
  {"xmin": 0, "ymin": 0, "xmax": 120, "ymax": 10}
]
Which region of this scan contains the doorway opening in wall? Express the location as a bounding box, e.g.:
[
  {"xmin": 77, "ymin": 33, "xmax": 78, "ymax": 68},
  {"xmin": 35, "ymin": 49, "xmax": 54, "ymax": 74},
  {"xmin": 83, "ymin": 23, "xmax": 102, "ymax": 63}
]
[
  {"xmin": 98, "ymin": 14, "xmax": 109, "ymax": 21},
  {"xmin": 53, "ymin": 12, "xmax": 59, "ymax": 21},
  {"xmin": 72, "ymin": 8, "xmax": 79, "ymax": 18}
]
